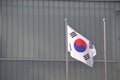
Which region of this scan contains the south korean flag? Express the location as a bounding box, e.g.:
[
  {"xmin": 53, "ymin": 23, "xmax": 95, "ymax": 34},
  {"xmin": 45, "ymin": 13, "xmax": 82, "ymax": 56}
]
[{"xmin": 67, "ymin": 25, "xmax": 96, "ymax": 67}]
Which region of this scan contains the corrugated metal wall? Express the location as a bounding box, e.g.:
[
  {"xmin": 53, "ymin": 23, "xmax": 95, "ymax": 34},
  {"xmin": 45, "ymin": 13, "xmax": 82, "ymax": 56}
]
[{"xmin": 0, "ymin": 0, "xmax": 120, "ymax": 80}]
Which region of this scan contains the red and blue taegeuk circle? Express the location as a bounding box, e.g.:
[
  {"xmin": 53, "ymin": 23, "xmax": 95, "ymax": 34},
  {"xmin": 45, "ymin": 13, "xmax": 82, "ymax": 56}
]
[{"xmin": 74, "ymin": 38, "xmax": 87, "ymax": 52}]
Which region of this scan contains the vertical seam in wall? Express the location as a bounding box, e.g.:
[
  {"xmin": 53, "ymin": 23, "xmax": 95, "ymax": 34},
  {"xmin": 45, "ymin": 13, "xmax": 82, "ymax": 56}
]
[
  {"xmin": 108, "ymin": 2, "xmax": 111, "ymax": 60},
  {"xmin": 48, "ymin": 1, "xmax": 50, "ymax": 79},
  {"xmin": 22, "ymin": 0, "xmax": 24, "ymax": 59},
  {"xmin": 118, "ymin": 2, "xmax": 120, "ymax": 80},
  {"xmin": 53, "ymin": 1, "xmax": 55, "ymax": 79},
  {"xmin": 0, "ymin": 0, "xmax": 1, "ymax": 77},
  {"xmin": 58, "ymin": 1, "xmax": 60, "ymax": 80},
  {"xmin": 43, "ymin": 0, "xmax": 45, "ymax": 79},
  {"xmin": 32, "ymin": 0, "xmax": 34, "ymax": 80},
  {"xmin": 27, "ymin": 0, "xmax": 29, "ymax": 59},
  {"xmin": 110, "ymin": 2, "xmax": 113, "ymax": 79},
  {"xmin": 6, "ymin": 0, "xmax": 8, "ymax": 58},
  {"xmin": 38, "ymin": 0, "xmax": 40, "ymax": 80},
  {"xmin": 17, "ymin": 0, "xmax": 18, "ymax": 58},
  {"xmin": 11, "ymin": 0, "xmax": 13, "ymax": 80},
  {"xmin": 48, "ymin": 0, "xmax": 50, "ymax": 60},
  {"xmin": 0, "ymin": 0, "xmax": 2, "ymax": 58},
  {"xmin": 116, "ymin": 2, "xmax": 120, "ymax": 80},
  {"xmin": 53, "ymin": 0, "xmax": 55, "ymax": 61},
  {"xmin": 6, "ymin": 0, "xmax": 8, "ymax": 78},
  {"xmin": 22, "ymin": 0, "xmax": 24, "ymax": 80},
  {"xmin": 38, "ymin": 0, "xmax": 40, "ymax": 60},
  {"xmin": 114, "ymin": 2, "xmax": 117, "ymax": 80},
  {"xmin": 32, "ymin": 0, "xmax": 36, "ymax": 59}
]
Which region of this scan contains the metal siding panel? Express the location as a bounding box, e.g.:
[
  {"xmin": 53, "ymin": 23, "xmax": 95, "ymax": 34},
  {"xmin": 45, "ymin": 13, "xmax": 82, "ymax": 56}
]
[
  {"xmin": 84, "ymin": 2, "xmax": 90, "ymax": 39},
  {"xmin": 117, "ymin": 63, "xmax": 120, "ymax": 80},
  {"xmin": 75, "ymin": 62, "xmax": 81, "ymax": 80},
  {"xmin": 54, "ymin": 62, "xmax": 60, "ymax": 80},
  {"xmin": 38, "ymin": 0, "xmax": 44, "ymax": 59},
  {"xmin": 28, "ymin": 61, "xmax": 34, "ymax": 80},
  {"xmin": 54, "ymin": 1, "xmax": 60, "ymax": 60},
  {"xmin": 33, "ymin": 61, "xmax": 39, "ymax": 80},
  {"xmin": 114, "ymin": 2, "xmax": 118, "ymax": 63},
  {"xmin": 109, "ymin": 63, "xmax": 116, "ymax": 80},
  {"xmin": 0, "ymin": 0, "xmax": 2, "ymax": 58},
  {"xmin": 6, "ymin": 61, "xmax": 12, "ymax": 80},
  {"xmin": 85, "ymin": 64, "xmax": 90, "ymax": 80},
  {"xmin": 49, "ymin": 62, "xmax": 55, "ymax": 80},
  {"xmin": 0, "ymin": 0, "xmax": 119, "ymax": 61},
  {"xmin": 91, "ymin": 62, "xmax": 97, "ymax": 80},
  {"xmin": 105, "ymin": 2, "xmax": 112, "ymax": 60},
  {"xmin": 23, "ymin": 0, "xmax": 29, "ymax": 59},
  {"xmin": 44, "ymin": 1, "xmax": 49, "ymax": 59},
  {"xmin": 23, "ymin": 61, "xmax": 28, "ymax": 80},
  {"xmin": 7, "ymin": 0, "xmax": 12, "ymax": 58},
  {"xmin": 44, "ymin": 61, "xmax": 49, "ymax": 80},
  {"xmin": 0, "ymin": 61, "xmax": 120, "ymax": 80},
  {"xmin": 115, "ymin": 2, "xmax": 120, "ymax": 61},
  {"xmin": 74, "ymin": 2, "xmax": 80, "ymax": 29},
  {"xmin": 1, "ymin": 61, "xmax": 7, "ymax": 80},
  {"xmin": 80, "ymin": 63, "xmax": 86, "ymax": 80},
  {"xmin": 49, "ymin": 1, "xmax": 55, "ymax": 59},
  {"xmin": 95, "ymin": 2, "xmax": 102, "ymax": 60},
  {"xmin": 97, "ymin": 2, "xmax": 107, "ymax": 80},
  {"xmin": 18, "ymin": 0, "xmax": 23, "ymax": 58},
  {"xmin": 91, "ymin": 1, "xmax": 96, "ymax": 42},
  {"xmin": 12, "ymin": 61, "xmax": 18, "ymax": 80},
  {"xmin": 69, "ymin": 61, "xmax": 76, "ymax": 80},
  {"xmin": 79, "ymin": 2, "xmax": 85, "ymax": 36},
  {"xmin": 60, "ymin": 62, "xmax": 66, "ymax": 80},
  {"xmin": 110, "ymin": 2, "xmax": 116, "ymax": 60},
  {"xmin": 111, "ymin": 62, "xmax": 118, "ymax": 80},
  {"xmin": 2, "ymin": 0, "xmax": 7, "ymax": 58},
  {"xmin": 12, "ymin": 0, "xmax": 18, "ymax": 58},
  {"xmin": 33, "ymin": 1, "xmax": 39, "ymax": 59},
  {"xmin": 28, "ymin": 0, "xmax": 33, "ymax": 59},
  {"xmin": 99, "ymin": 2, "xmax": 105, "ymax": 60},
  {"xmin": 96, "ymin": 63, "xmax": 103, "ymax": 80},
  {"xmin": 107, "ymin": 63, "xmax": 112, "ymax": 80},
  {"xmin": 59, "ymin": 1, "xmax": 66, "ymax": 60},
  {"xmin": 89, "ymin": 2, "xmax": 96, "ymax": 54},
  {"xmin": 17, "ymin": 61, "xmax": 22, "ymax": 80},
  {"xmin": 115, "ymin": 3, "xmax": 120, "ymax": 80},
  {"xmin": 38, "ymin": 61, "xmax": 44, "ymax": 80},
  {"xmin": 69, "ymin": 2, "xmax": 74, "ymax": 27},
  {"xmin": 102, "ymin": 62, "xmax": 106, "ymax": 80}
]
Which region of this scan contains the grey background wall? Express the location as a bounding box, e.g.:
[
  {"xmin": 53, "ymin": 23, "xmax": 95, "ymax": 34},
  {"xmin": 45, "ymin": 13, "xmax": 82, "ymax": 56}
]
[{"xmin": 0, "ymin": 0, "xmax": 120, "ymax": 80}]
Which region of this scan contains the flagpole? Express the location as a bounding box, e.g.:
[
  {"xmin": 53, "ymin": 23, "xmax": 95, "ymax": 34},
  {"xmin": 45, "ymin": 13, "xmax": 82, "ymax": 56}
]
[
  {"xmin": 103, "ymin": 18, "xmax": 108, "ymax": 80},
  {"xmin": 65, "ymin": 18, "xmax": 69, "ymax": 80}
]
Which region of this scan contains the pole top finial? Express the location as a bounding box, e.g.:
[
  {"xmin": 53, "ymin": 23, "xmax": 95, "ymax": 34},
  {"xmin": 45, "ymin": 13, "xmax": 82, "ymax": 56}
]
[
  {"xmin": 103, "ymin": 18, "xmax": 106, "ymax": 21},
  {"xmin": 64, "ymin": 18, "xmax": 68, "ymax": 22}
]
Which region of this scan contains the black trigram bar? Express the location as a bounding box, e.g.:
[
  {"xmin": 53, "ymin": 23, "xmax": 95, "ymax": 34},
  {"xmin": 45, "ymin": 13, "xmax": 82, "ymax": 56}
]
[
  {"xmin": 83, "ymin": 54, "xmax": 90, "ymax": 60},
  {"xmin": 70, "ymin": 32, "xmax": 77, "ymax": 38}
]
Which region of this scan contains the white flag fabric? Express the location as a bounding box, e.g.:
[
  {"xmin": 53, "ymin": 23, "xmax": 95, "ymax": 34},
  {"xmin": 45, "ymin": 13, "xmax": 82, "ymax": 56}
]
[{"xmin": 67, "ymin": 25, "xmax": 96, "ymax": 67}]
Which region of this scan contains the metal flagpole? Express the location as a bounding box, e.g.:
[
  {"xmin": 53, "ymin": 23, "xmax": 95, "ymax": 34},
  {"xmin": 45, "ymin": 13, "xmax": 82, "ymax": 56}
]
[
  {"xmin": 103, "ymin": 18, "xmax": 108, "ymax": 80},
  {"xmin": 65, "ymin": 18, "xmax": 69, "ymax": 80}
]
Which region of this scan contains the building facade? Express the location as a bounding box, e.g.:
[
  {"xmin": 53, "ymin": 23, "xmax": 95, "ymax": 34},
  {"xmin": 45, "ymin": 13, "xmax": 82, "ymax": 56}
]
[{"xmin": 0, "ymin": 0, "xmax": 120, "ymax": 80}]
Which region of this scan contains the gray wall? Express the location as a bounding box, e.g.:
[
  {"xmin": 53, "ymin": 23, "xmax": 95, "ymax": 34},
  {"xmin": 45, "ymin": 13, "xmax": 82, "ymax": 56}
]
[{"xmin": 0, "ymin": 0, "xmax": 120, "ymax": 80}]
